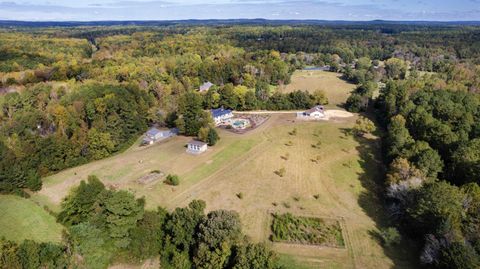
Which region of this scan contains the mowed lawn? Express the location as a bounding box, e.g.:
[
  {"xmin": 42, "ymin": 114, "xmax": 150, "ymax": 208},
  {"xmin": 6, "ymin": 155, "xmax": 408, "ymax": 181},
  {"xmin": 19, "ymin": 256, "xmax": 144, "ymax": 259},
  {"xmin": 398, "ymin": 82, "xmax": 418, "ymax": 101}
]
[
  {"xmin": 0, "ymin": 195, "xmax": 64, "ymax": 243},
  {"xmin": 278, "ymin": 70, "xmax": 356, "ymax": 107}
]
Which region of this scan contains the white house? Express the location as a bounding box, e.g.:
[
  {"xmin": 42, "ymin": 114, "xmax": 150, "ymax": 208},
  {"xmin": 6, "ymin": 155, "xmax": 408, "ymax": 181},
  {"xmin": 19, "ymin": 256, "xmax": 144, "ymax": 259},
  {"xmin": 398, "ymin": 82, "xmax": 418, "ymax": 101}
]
[
  {"xmin": 186, "ymin": 140, "xmax": 208, "ymax": 154},
  {"xmin": 198, "ymin": 81, "xmax": 214, "ymax": 92},
  {"xmin": 297, "ymin": 105, "xmax": 325, "ymax": 119},
  {"xmin": 211, "ymin": 107, "xmax": 234, "ymax": 125}
]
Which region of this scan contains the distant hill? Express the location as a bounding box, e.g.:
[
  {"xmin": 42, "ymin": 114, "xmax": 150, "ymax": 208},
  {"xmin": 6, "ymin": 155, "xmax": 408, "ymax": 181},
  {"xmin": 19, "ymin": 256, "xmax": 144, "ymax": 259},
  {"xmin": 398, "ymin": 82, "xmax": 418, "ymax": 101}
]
[{"xmin": 0, "ymin": 19, "xmax": 479, "ymax": 28}]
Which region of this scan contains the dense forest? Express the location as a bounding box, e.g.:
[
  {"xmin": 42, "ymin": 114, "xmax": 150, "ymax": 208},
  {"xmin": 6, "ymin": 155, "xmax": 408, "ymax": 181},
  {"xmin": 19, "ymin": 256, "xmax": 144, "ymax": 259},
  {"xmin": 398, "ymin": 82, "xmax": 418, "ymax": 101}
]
[{"xmin": 1, "ymin": 23, "xmax": 480, "ymax": 268}]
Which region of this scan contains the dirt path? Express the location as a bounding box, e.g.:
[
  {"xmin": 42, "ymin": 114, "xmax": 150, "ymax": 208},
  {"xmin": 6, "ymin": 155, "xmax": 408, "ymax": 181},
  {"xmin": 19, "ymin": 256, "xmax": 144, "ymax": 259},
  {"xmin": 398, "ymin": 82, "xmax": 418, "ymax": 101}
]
[
  {"xmin": 234, "ymin": 110, "xmax": 303, "ymax": 114},
  {"xmin": 235, "ymin": 109, "xmax": 354, "ymax": 120}
]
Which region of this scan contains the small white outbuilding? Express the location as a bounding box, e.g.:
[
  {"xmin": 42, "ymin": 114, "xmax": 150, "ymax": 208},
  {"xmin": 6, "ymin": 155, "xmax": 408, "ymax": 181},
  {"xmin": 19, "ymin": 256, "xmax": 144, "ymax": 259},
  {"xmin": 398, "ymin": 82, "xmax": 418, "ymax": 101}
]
[{"xmin": 186, "ymin": 140, "xmax": 208, "ymax": 154}]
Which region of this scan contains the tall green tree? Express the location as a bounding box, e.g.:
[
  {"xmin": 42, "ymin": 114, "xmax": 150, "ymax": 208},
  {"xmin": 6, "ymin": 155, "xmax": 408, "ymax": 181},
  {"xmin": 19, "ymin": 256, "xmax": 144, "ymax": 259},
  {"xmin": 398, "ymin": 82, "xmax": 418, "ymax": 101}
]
[{"xmin": 58, "ymin": 175, "xmax": 106, "ymax": 226}]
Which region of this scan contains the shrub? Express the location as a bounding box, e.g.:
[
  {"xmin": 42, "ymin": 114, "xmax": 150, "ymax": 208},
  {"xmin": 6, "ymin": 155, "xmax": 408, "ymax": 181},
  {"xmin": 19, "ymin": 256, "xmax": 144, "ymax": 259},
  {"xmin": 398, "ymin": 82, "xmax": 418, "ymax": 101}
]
[
  {"xmin": 379, "ymin": 227, "xmax": 401, "ymax": 246},
  {"xmin": 206, "ymin": 127, "xmax": 219, "ymax": 146},
  {"xmin": 275, "ymin": 168, "xmax": 286, "ymax": 177},
  {"xmin": 345, "ymin": 93, "xmax": 367, "ymax": 112},
  {"xmin": 313, "ymin": 194, "xmax": 320, "ymax": 199},
  {"xmin": 198, "ymin": 127, "xmax": 209, "ymax": 142},
  {"xmin": 311, "ymin": 141, "xmax": 322, "ymax": 149},
  {"xmin": 353, "ymin": 116, "xmax": 375, "ymax": 136},
  {"xmin": 313, "ymin": 129, "xmax": 322, "ymax": 137},
  {"xmin": 236, "ymin": 192, "xmax": 244, "ymax": 199},
  {"xmin": 164, "ymin": 174, "xmax": 180, "ymax": 186}
]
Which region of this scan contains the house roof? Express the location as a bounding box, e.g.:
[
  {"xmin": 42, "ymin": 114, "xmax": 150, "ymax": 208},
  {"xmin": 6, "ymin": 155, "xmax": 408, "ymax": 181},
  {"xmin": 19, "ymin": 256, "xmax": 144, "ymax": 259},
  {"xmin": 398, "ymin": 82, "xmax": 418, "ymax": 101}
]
[
  {"xmin": 188, "ymin": 140, "xmax": 207, "ymax": 147},
  {"xmin": 146, "ymin": 127, "xmax": 162, "ymax": 136},
  {"xmin": 143, "ymin": 136, "xmax": 154, "ymax": 143},
  {"xmin": 305, "ymin": 105, "xmax": 324, "ymax": 114},
  {"xmin": 199, "ymin": 81, "xmax": 214, "ymax": 92},
  {"xmin": 211, "ymin": 107, "xmax": 233, "ymax": 118}
]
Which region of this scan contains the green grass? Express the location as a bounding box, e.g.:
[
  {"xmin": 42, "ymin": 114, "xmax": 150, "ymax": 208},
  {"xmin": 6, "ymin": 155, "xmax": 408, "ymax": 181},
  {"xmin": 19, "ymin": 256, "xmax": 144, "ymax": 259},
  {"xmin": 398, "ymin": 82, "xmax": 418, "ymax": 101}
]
[
  {"xmin": 0, "ymin": 195, "xmax": 64, "ymax": 243},
  {"xmin": 182, "ymin": 138, "xmax": 258, "ymax": 183},
  {"xmin": 277, "ymin": 254, "xmax": 316, "ymax": 269}
]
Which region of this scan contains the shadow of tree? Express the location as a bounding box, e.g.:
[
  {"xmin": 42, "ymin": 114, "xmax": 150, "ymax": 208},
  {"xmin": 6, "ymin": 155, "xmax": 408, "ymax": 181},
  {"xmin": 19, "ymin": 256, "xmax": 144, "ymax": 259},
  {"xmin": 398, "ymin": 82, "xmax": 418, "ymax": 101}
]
[{"xmin": 341, "ymin": 124, "xmax": 421, "ymax": 269}]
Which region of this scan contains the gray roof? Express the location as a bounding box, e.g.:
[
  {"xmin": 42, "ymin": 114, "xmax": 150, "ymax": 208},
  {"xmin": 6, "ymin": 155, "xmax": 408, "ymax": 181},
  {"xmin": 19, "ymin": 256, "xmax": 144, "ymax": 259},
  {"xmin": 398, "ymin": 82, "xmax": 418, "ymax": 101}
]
[
  {"xmin": 305, "ymin": 105, "xmax": 324, "ymax": 114},
  {"xmin": 199, "ymin": 81, "xmax": 214, "ymax": 92},
  {"xmin": 146, "ymin": 127, "xmax": 162, "ymax": 136},
  {"xmin": 188, "ymin": 140, "xmax": 207, "ymax": 147}
]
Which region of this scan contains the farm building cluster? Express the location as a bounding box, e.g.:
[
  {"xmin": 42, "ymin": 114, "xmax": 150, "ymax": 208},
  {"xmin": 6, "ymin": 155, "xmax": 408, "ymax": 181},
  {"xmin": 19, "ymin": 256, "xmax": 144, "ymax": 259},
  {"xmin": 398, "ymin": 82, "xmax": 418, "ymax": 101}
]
[{"xmin": 142, "ymin": 105, "xmax": 327, "ymax": 155}]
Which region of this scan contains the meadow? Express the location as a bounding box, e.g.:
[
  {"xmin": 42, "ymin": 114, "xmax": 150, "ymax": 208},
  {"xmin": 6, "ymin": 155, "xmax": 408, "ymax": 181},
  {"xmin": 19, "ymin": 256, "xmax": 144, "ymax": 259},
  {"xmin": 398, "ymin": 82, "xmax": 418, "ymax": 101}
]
[
  {"xmin": 0, "ymin": 195, "xmax": 64, "ymax": 243},
  {"xmin": 278, "ymin": 70, "xmax": 356, "ymax": 107}
]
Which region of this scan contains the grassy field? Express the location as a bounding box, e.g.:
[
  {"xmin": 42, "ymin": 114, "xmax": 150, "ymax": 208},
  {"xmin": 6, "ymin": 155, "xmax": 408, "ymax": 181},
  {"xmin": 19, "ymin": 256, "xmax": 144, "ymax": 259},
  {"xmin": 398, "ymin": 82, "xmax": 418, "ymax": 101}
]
[
  {"xmin": 0, "ymin": 195, "xmax": 64, "ymax": 243},
  {"xmin": 29, "ymin": 72, "xmax": 416, "ymax": 268},
  {"xmin": 278, "ymin": 70, "xmax": 356, "ymax": 107},
  {"xmin": 167, "ymin": 115, "xmax": 416, "ymax": 268},
  {"xmin": 32, "ymin": 127, "xmax": 265, "ymax": 210}
]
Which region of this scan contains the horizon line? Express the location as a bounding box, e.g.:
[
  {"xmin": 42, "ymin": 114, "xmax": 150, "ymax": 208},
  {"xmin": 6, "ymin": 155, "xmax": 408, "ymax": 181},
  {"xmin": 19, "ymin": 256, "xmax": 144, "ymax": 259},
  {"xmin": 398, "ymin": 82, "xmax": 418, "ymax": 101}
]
[{"xmin": 1, "ymin": 18, "xmax": 480, "ymax": 23}]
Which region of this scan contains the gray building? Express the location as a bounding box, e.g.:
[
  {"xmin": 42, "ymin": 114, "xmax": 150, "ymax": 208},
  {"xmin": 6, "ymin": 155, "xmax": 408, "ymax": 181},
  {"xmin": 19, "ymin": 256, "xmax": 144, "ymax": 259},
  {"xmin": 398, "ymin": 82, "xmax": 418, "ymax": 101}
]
[{"xmin": 142, "ymin": 127, "xmax": 178, "ymax": 145}]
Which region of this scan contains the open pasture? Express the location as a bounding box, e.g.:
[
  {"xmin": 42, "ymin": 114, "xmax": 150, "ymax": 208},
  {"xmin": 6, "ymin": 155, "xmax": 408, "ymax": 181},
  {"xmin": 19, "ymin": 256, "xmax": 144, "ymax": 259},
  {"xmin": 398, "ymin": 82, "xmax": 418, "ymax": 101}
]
[
  {"xmin": 163, "ymin": 114, "xmax": 415, "ymax": 269},
  {"xmin": 278, "ymin": 70, "xmax": 356, "ymax": 107}
]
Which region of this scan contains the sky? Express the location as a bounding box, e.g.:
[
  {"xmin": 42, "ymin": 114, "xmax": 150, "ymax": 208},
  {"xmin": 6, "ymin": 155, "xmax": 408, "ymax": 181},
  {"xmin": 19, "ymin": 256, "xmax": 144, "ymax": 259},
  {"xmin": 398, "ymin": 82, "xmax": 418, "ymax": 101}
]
[{"xmin": 0, "ymin": 0, "xmax": 479, "ymax": 21}]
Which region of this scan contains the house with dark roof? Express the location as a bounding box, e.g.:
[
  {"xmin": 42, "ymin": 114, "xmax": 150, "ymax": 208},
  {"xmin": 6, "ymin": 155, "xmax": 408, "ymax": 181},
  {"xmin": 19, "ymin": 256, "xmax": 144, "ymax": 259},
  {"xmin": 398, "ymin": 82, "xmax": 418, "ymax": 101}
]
[
  {"xmin": 211, "ymin": 107, "xmax": 234, "ymax": 125},
  {"xmin": 142, "ymin": 127, "xmax": 178, "ymax": 145},
  {"xmin": 198, "ymin": 81, "xmax": 214, "ymax": 92},
  {"xmin": 186, "ymin": 140, "xmax": 208, "ymax": 154}
]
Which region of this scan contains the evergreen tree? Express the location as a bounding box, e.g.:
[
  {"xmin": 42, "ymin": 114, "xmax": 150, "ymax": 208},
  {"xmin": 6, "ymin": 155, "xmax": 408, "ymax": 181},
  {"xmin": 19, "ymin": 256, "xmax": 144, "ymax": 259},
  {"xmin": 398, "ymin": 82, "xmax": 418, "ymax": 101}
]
[{"xmin": 207, "ymin": 127, "xmax": 219, "ymax": 146}]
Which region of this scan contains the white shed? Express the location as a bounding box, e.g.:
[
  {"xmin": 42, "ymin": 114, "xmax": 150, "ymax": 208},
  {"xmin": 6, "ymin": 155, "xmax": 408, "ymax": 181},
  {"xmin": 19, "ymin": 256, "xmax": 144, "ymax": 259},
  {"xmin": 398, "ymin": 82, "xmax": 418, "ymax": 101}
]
[{"xmin": 186, "ymin": 140, "xmax": 208, "ymax": 154}]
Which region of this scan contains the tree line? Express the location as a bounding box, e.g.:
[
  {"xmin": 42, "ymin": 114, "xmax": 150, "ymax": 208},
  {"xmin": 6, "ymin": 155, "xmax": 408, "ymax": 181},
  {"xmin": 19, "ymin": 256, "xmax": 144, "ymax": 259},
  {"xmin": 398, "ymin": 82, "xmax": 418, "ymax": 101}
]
[
  {"xmin": 374, "ymin": 73, "xmax": 480, "ymax": 268},
  {"xmin": 1, "ymin": 176, "xmax": 280, "ymax": 269},
  {"xmin": 0, "ymin": 83, "xmax": 152, "ymax": 194}
]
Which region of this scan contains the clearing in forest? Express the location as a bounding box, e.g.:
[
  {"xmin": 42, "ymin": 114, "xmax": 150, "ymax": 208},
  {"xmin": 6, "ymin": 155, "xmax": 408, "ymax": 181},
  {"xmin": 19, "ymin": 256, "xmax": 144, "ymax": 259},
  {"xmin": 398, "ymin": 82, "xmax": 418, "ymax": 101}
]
[
  {"xmin": 33, "ymin": 113, "xmax": 415, "ymax": 269},
  {"xmin": 278, "ymin": 70, "xmax": 356, "ymax": 107},
  {"xmin": 0, "ymin": 195, "xmax": 64, "ymax": 243},
  {"xmin": 31, "ymin": 70, "xmax": 415, "ymax": 268}
]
